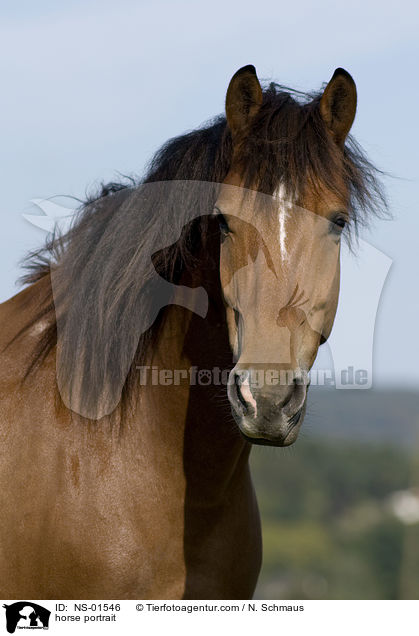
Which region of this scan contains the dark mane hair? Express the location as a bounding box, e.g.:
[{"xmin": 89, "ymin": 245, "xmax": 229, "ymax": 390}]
[{"xmin": 14, "ymin": 81, "xmax": 386, "ymax": 419}]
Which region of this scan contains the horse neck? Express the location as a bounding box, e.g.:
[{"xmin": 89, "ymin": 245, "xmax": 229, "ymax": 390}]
[{"xmin": 139, "ymin": 257, "xmax": 250, "ymax": 503}]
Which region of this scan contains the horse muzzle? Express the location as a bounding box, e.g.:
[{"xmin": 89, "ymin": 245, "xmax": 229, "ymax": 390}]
[{"xmin": 227, "ymin": 368, "xmax": 309, "ymax": 446}]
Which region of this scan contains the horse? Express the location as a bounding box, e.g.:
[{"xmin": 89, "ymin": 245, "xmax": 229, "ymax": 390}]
[{"xmin": 0, "ymin": 65, "xmax": 384, "ymax": 599}]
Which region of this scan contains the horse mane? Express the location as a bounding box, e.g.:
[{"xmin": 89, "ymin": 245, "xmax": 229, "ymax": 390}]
[{"xmin": 14, "ymin": 82, "xmax": 386, "ymax": 419}]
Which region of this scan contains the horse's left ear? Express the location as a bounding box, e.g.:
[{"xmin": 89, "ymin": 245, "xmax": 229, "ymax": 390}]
[
  {"xmin": 319, "ymin": 68, "xmax": 357, "ymax": 147},
  {"xmin": 225, "ymin": 65, "xmax": 263, "ymax": 141}
]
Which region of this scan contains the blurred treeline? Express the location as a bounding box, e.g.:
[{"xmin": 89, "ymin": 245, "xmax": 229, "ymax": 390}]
[{"xmin": 251, "ymin": 389, "xmax": 419, "ymax": 599}]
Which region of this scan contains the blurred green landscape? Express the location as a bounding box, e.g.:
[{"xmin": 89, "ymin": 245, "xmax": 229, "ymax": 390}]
[{"xmin": 250, "ymin": 388, "xmax": 419, "ymax": 599}]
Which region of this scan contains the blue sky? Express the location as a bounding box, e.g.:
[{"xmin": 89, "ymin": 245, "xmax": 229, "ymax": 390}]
[{"xmin": 0, "ymin": 0, "xmax": 417, "ymax": 386}]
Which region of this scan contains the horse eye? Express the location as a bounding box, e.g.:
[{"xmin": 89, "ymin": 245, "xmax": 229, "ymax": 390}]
[
  {"xmin": 330, "ymin": 213, "xmax": 347, "ymax": 235},
  {"xmin": 214, "ymin": 209, "xmax": 230, "ymax": 236}
]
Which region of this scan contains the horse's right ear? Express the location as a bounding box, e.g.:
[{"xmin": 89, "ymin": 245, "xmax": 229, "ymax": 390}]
[{"xmin": 225, "ymin": 65, "xmax": 263, "ymax": 141}]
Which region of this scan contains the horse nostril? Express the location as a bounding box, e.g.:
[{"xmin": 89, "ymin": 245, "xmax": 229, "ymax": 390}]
[
  {"xmin": 273, "ymin": 377, "xmax": 303, "ymax": 410},
  {"xmin": 235, "ymin": 373, "xmax": 249, "ymax": 413}
]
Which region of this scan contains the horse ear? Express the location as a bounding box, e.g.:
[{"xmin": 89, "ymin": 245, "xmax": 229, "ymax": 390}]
[
  {"xmin": 319, "ymin": 68, "xmax": 357, "ymax": 147},
  {"xmin": 225, "ymin": 65, "xmax": 263, "ymax": 141}
]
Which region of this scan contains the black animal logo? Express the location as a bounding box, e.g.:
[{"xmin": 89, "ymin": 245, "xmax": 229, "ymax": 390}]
[{"xmin": 2, "ymin": 602, "xmax": 50, "ymax": 633}]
